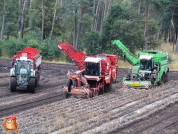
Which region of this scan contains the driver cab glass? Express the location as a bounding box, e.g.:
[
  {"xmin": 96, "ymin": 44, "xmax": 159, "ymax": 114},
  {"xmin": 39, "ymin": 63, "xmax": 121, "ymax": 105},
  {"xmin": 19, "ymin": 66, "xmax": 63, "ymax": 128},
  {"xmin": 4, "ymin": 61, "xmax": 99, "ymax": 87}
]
[
  {"xmin": 85, "ymin": 62, "xmax": 100, "ymax": 76},
  {"xmin": 16, "ymin": 60, "xmax": 30, "ymax": 73},
  {"xmin": 140, "ymin": 59, "xmax": 152, "ymax": 71}
]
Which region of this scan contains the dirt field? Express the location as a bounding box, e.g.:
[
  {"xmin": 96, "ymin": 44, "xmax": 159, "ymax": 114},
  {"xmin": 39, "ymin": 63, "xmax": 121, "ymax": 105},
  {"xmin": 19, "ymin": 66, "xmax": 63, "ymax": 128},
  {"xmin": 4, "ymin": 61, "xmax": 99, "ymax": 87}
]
[{"xmin": 0, "ymin": 58, "xmax": 178, "ymax": 134}]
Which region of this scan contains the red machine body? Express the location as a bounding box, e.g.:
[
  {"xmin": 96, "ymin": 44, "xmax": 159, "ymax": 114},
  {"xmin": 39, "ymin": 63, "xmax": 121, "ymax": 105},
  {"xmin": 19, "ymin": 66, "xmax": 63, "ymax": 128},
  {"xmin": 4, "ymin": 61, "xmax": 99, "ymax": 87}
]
[
  {"xmin": 12, "ymin": 47, "xmax": 41, "ymax": 68},
  {"xmin": 58, "ymin": 42, "xmax": 118, "ymax": 98}
]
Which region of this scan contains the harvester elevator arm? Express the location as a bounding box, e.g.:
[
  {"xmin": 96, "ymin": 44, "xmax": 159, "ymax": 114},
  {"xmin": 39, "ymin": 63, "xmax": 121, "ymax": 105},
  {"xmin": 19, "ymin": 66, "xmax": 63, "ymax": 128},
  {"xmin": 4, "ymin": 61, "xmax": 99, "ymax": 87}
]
[
  {"xmin": 58, "ymin": 42, "xmax": 86, "ymax": 70},
  {"xmin": 112, "ymin": 40, "xmax": 140, "ymax": 66}
]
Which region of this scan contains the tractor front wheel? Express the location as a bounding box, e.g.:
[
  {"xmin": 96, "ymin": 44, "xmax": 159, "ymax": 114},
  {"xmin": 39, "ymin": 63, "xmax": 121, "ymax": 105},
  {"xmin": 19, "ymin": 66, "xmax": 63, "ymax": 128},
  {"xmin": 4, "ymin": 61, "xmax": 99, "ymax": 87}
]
[{"xmin": 10, "ymin": 77, "xmax": 17, "ymax": 92}]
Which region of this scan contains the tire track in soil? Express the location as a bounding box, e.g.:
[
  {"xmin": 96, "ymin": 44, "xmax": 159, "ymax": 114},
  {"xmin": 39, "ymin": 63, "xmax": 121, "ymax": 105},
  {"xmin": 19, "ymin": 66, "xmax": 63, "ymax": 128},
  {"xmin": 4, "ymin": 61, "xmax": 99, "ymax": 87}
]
[
  {"xmin": 113, "ymin": 101, "xmax": 178, "ymax": 134},
  {"xmin": 0, "ymin": 91, "xmax": 65, "ymax": 117}
]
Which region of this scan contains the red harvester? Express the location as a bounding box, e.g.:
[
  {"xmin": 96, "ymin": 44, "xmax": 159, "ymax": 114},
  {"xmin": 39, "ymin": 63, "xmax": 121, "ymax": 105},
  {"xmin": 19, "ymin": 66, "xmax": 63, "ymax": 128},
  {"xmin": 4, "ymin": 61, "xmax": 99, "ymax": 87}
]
[{"xmin": 58, "ymin": 42, "xmax": 118, "ymax": 98}]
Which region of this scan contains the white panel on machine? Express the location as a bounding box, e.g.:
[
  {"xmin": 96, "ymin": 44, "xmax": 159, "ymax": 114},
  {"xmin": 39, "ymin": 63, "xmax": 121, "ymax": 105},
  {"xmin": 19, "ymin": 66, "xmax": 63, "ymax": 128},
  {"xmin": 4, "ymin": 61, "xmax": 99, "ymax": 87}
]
[{"xmin": 36, "ymin": 56, "xmax": 42, "ymax": 67}]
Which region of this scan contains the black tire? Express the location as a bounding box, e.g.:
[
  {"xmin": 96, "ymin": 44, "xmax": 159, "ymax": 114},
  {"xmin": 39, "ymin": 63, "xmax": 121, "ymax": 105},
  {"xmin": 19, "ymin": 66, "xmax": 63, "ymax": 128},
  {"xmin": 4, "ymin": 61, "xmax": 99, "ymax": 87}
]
[
  {"xmin": 66, "ymin": 79, "xmax": 72, "ymax": 92},
  {"xmin": 65, "ymin": 79, "xmax": 72, "ymax": 98},
  {"xmin": 104, "ymin": 83, "xmax": 111, "ymax": 93},
  {"xmin": 164, "ymin": 72, "xmax": 168, "ymax": 82},
  {"xmin": 10, "ymin": 77, "xmax": 17, "ymax": 92},
  {"xmin": 162, "ymin": 73, "xmax": 167, "ymax": 83},
  {"xmin": 150, "ymin": 75, "xmax": 155, "ymax": 85},
  {"xmin": 98, "ymin": 86, "xmax": 103, "ymax": 95},
  {"xmin": 65, "ymin": 92, "xmax": 69, "ymax": 98},
  {"xmin": 126, "ymin": 73, "xmax": 131, "ymax": 80},
  {"xmin": 29, "ymin": 78, "xmax": 36, "ymax": 93},
  {"xmin": 35, "ymin": 72, "xmax": 40, "ymax": 87}
]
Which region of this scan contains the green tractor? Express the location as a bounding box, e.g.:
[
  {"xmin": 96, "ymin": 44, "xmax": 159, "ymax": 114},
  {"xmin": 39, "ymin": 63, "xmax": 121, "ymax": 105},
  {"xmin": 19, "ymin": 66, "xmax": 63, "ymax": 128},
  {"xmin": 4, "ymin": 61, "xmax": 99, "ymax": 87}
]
[{"xmin": 112, "ymin": 40, "xmax": 169, "ymax": 89}]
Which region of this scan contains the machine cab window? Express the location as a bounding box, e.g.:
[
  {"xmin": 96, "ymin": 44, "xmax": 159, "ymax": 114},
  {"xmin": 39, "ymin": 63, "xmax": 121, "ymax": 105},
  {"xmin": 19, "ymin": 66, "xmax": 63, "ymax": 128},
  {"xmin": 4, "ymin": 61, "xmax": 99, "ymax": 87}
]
[
  {"xmin": 140, "ymin": 59, "xmax": 152, "ymax": 71},
  {"xmin": 85, "ymin": 62, "xmax": 100, "ymax": 76},
  {"xmin": 16, "ymin": 60, "xmax": 30, "ymax": 74}
]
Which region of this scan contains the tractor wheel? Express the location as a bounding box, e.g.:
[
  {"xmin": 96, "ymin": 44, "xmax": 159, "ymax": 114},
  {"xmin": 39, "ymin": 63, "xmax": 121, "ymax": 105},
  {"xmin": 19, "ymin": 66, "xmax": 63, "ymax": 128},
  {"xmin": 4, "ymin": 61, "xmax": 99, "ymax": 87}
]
[
  {"xmin": 29, "ymin": 78, "xmax": 35, "ymax": 93},
  {"xmin": 35, "ymin": 72, "xmax": 40, "ymax": 87},
  {"xmin": 10, "ymin": 77, "xmax": 17, "ymax": 92}
]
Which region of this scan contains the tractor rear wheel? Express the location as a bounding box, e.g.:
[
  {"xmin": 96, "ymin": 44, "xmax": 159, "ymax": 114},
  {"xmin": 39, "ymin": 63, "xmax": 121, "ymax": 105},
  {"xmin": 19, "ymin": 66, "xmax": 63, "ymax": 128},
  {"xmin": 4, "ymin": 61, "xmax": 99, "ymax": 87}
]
[
  {"xmin": 10, "ymin": 77, "xmax": 17, "ymax": 92},
  {"xmin": 35, "ymin": 72, "xmax": 40, "ymax": 87},
  {"xmin": 29, "ymin": 78, "xmax": 35, "ymax": 93}
]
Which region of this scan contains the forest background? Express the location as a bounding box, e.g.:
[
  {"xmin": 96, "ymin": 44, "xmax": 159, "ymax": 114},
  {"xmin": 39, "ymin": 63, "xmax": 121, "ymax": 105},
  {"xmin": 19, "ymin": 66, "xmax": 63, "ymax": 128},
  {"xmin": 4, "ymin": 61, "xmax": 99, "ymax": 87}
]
[{"xmin": 0, "ymin": 0, "xmax": 177, "ymax": 63}]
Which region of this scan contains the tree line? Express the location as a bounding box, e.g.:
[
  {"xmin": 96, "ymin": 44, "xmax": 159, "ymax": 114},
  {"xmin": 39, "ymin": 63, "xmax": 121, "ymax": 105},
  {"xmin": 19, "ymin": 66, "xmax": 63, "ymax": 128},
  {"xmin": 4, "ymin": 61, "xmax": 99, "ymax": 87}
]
[{"xmin": 0, "ymin": 0, "xmax": 178, "ymax": 61}]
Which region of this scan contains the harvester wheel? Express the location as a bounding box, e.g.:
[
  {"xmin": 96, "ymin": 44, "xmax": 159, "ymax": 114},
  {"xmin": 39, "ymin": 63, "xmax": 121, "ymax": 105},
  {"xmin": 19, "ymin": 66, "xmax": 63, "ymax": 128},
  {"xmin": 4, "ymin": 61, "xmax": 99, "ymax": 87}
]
[
  {"xmin": 66, "ymin": 79, "xmax": 72, "ymax": 92},
  {"xmin": 98, "ymin": 87, "xmax": 103, "ymax": 95},
  {"xmin": 29, "ymin": 78, "xmax": 35, "ymax": 93},
  {"xmin": 104, "ymin": 83, "xmax": 111, "ymax": 93},
  {"xmin": 126, "ymin": 73, "xmax": 131, "ymax": 80},
  {"xmin": 65, "ymin": 92, "xmax": 69, "ymax": 98},
  {"xmin": 162, "ymin": 73, "xmax": 167, "ymax": 83},
  {"xmin": 150, "ymin": 75, "xmax": 155, "ymax": 85},
  {"xmin": 10, "ymin": 77, "xmax": 17, "ymax": 92},
  {"xmin": 65, "ymin": 79, "xmax": 72, "ymax": 98},
  {"xmin": 164, "ymin": 73, "xmax": 168, "ymax": 82}
]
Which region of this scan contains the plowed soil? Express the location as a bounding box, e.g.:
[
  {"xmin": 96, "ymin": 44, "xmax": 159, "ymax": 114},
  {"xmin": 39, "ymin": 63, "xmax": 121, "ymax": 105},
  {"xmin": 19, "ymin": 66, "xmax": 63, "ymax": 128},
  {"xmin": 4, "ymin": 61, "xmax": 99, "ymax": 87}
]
[{"xmin": 0, "ymin": 57, "xmax": 178, "ymax": 134}]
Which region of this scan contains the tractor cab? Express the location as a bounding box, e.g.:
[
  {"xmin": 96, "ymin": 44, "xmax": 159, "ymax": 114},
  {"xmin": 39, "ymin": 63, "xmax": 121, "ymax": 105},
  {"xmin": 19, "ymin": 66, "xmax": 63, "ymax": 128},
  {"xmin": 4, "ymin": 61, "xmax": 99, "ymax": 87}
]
[
  {"xmin": 15, "ymin": 59, "xmax": 31, "ymax": 86},
  {"xmin": 84, "ymin": 57, "xmax": 101, "ymax": 76}
]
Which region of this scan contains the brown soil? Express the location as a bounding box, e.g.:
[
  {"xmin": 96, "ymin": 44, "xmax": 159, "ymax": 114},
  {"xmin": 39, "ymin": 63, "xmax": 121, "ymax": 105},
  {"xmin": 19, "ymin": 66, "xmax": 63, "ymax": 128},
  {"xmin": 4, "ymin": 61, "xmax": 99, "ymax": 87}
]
[{"xmin": 0, "ymin": 57, "xmax": 178, "ymax": 134}]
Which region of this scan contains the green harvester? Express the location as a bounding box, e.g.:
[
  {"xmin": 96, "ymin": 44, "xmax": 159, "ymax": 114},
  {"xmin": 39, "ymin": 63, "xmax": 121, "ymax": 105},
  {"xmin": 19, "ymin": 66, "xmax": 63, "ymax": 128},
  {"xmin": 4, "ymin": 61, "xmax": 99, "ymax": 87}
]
[{"xmin": 112, "ymin": 40, "xmax": 169, "ymax": 89}]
